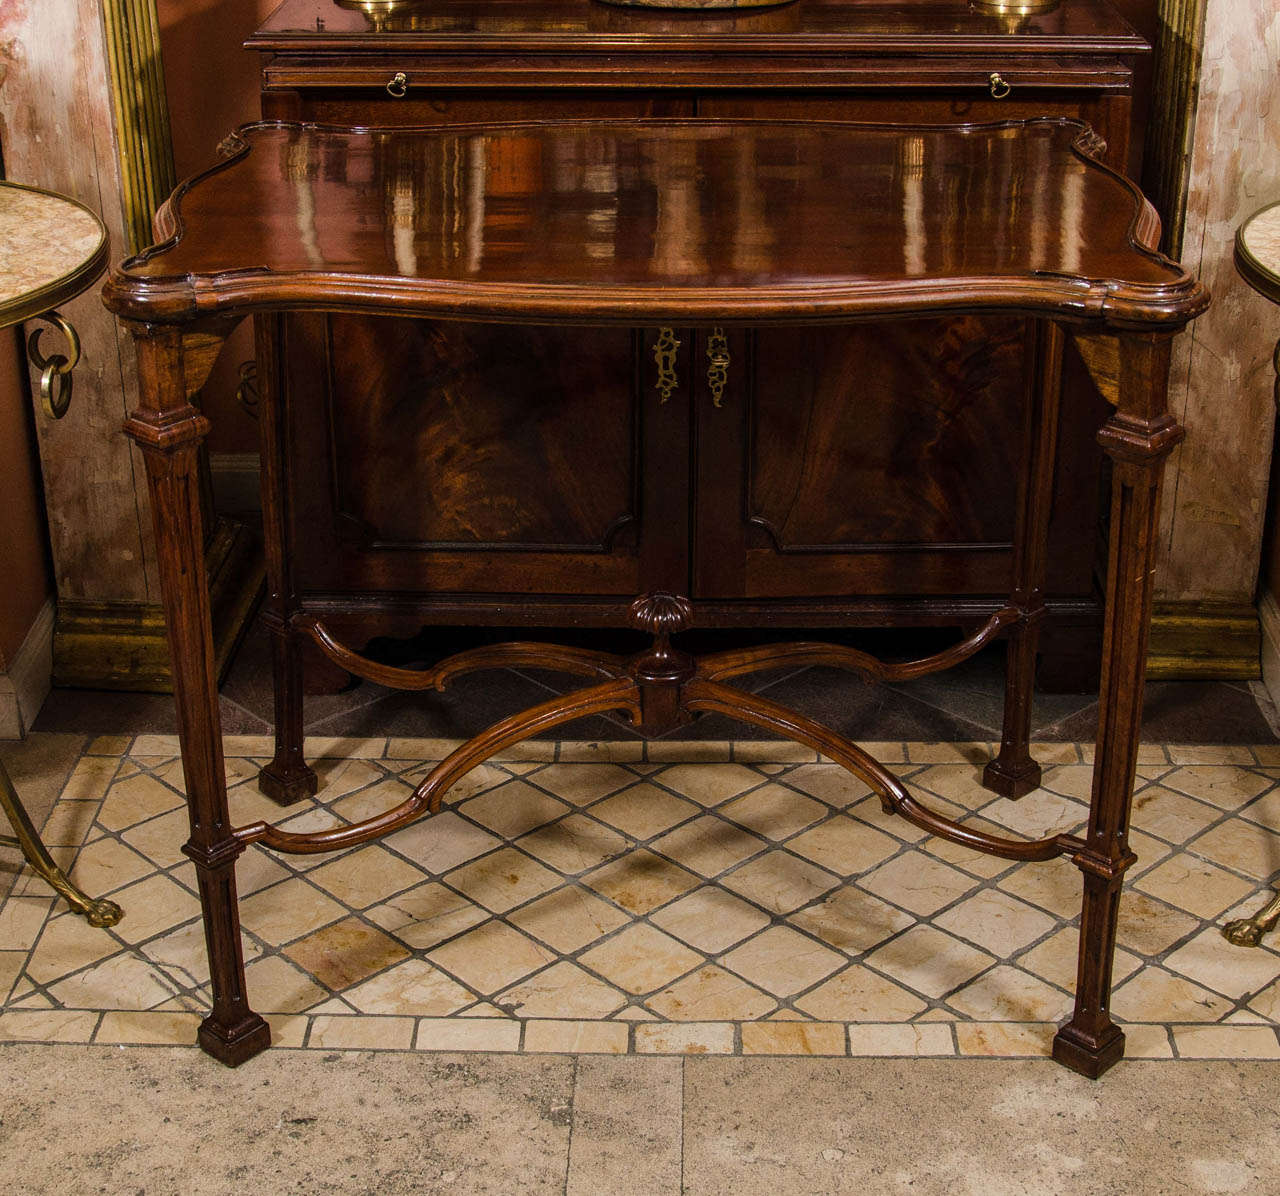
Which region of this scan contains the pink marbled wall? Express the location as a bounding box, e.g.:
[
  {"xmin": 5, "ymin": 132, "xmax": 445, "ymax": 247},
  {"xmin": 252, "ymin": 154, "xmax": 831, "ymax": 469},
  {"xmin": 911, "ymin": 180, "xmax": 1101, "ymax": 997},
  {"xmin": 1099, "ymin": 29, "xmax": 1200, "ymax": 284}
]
[{"xmin": 1159, "ymin": 0, "xmax": 1280, "ymax": 603}]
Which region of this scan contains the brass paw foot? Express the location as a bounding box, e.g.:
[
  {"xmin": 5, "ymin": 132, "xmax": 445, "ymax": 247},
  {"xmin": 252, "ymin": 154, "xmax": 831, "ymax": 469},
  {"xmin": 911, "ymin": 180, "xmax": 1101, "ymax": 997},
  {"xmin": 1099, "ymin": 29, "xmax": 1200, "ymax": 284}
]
[{"xmin": 1222, "ymin": 889, "xmax": 1280, "ymax": 948}]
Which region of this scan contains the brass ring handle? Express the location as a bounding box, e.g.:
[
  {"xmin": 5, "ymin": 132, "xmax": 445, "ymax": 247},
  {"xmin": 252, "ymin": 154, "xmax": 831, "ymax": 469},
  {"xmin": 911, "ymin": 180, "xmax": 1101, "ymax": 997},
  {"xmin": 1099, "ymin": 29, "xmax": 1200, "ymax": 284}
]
[
  {"xmin": 27, "ymin": 311, "xmax": 81, "ymax": 420},
  {"xmin": 706, "ymin": 327, "xmax": 730, "ymax": 408},
  {"xmin": 989, "ymin": 72, "xmax": 1011, "ymax": 100},
  {"xmin": 386, "ymin": 71, "xmax": 408, "ymax": 98}
]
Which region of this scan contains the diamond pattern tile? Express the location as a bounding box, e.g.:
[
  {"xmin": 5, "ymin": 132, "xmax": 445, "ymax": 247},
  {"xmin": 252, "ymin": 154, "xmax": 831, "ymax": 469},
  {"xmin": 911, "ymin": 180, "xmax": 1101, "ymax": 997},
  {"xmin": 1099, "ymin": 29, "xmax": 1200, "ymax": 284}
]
[{"xmin": 4, "ymin": 738, "xmax": 1280, "ymax": 1061}]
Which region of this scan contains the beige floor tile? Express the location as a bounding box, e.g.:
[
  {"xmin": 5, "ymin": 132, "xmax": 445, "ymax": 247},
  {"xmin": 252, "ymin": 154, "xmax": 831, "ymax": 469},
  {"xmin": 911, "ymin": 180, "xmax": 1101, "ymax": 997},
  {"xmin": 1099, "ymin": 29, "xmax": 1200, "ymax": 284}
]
[
  {"xmin": 1173, "ymin": 1024, "xmax": 1280, "ymax": 1059},
  {"xmin": 1119, "ymin": 1023, "xmax": 1175, "ymax": 1058},
  {"xmin": 892, "ymin": 763, "xmax": 985, "ymax": 806},
  {"xmin": 846, "ymin": 1022, "xmax": 954, "ymax": 1056},
  {"xmin": 1240, "ymin": 785, "xmax": 1280, "ymax": 831},
  {"xmin": 0, "ymin": 896, "xmax": 54, "ymax": 950},
  {"xmin": 1130, "ymin": 785, "xmax": 1223, "ymax": 845},
  {"xmin": 1111, "ymin": 966, "xmax": 1234, "ymax": 1023},
  {"xmin": 383, "ymin": 810, "xmax": 503, "ymax": 876},
  {"xmin": 517, "ymin": 814, "xmax": 628, "ymax": 876},
  {"xmin": 906, "ymin": 743, "xmax": 991, "ymax": 764},
  {"xmin": 1160, "ymin": 766, "xmax": 1272, "ymax": 811},
  {"xmin": 385, "ymin": 736, "xmax": 462, "ymax": 761},
  {"xmin": 282, "ymin": 917, "xmax": 411, "ymax": 990},
  {"xmin": 650, "ymin": 886, "xmax": 772, "ymax": 954},
  {"xmin": 645, "ymin": 964, "xmax": 777, "ymax": 1021},
  {"xmin": 650, "ymin": 815, "xmax": 767, "ymax": 877},
  {"xmin": 395, "ymin": 762, "xmax": 512, "ymax": 807},
  {"xmin": 1116, "ymin": 891, "xmax": 1201, "ymax": 957},
  {"xmin": 1134, "ymin": 855, "xmax": 1258, "ymax": 920},
  {"xmin": 0, "ymin": 950, "xmax": 25, "ymax": 1001},
  {"xmin": 719, "ymin": 783, "xmax": 827, "ymax": 840},
  {"xmin": 497, "ymin": 961, "xmax": 627, "ymax": 1019},
  {"xmin": 130, "ymin": 735, "xmax": 180, "ymax": 757},
  {"xmin": 1038, "ymin": 764, "xmax": 1097, "ymax": 802},
  {"xmin": 0, "ymin": 1009, "xmax": 99, "ymax": 1042},
  {"xmin": 443, "ymin": 847, "xmax": 564, "ymax": 915},
  {"xmin": 302, "ymin": 737, "xmax": 386, "ymax": 760},
  {"xmin": 934, "ymin": 889, "xmax": 1057, "ymax": 957},
  {"xmin": 328, "ymin": 778, "xmax": 417, "ymax": 826},
  {"xmin": 48, "ymin": 952, "xmax": 179, "ymax": 1011},
  {"xmin": 25, "ymin": 912, "xmax": 121, "ymax": 984},
  {"xmin": 37, "ymin": 800, "xmax": 100, "ymax": 848},
  {"xmin": 923, "ymin": 819, "xmax": 1022, "ymax": 880},
  {"xmin": 120, "ymin": 807, "xmax": 193, "ymax": 870},
  {"xmin": 784, "ymin": 816, "xmax": 900, "ymax": 878},
  {"xmin": 344, "ymin": 957, "xmax": 475, "ymax": 1016},
  {"xmin": 508, "ymin": 886, "xmax": 630, "ymax": 955},
  {"xmin": 556, "ymin": 741, "xmax": 645, "ymax": 764},
  {"xmin": 306, "ymin": 845, "xmax": 430, "ymax": 911},
  {"xmin": 95, "ymin": 1010, "xmax": 202, "ymax": 1045},
  {"xmin": 1190, "ymin": 818, "xmax": 1280, "ymax": 882},
  {"xmin": 1016, "ymin": 926, "xmax": 1141, "ymax": 993},
  {"xmin": 979, "ymin": 791, "xmax": 1089, "ymax": 840},
  {"xmin": 232, "ymin": 849, "xmax": 293, "ymax": 899},
  {"xmin": 264, "ymin": 1013, "xmax": 309, "ymax": 1047},
  {"xmin": 525, "ymin": 1019, "xmax": 630, "ymax": 1053},
  {"xmin": 582, "ymin": 850, "xmax": 699, "ymax": 916},
  {"xmin": 782, "ymin": 763, "xmax": 874, "ymax": 809},
  {"xmin": 108, "ymin": 873, "xmax": 201, "ymax": 944},
  {"xmin": 794, "ymin": 964, "xmax": 927, "ymax": 1022},
  {"xmin": 309, "ymin": 1014, "xmax": 414, "ymax": 1050},
  {"xmin": 944, "ymin": 965, "xmax": 1071, "ymax": 1022},
  {"xmin": 578, "ymin": 924, "xmax": 703, "ymax": 995},
  {"xmin": 955, "ymin": 1022, "xmax": 1054, "ymax": 1057},
  {"xmin": 60, "ymin": 756, "xmax": 121, "ymax": 801},
  {"xmin": 863, "ymin": 925, "xmax": 995, "ymax": 999},
  {"xmin": 86, "ymin": 736, "xmax": 130, "ymax": 756},
  {"xmin": 652, "ymin": 763, "xmax": 762, "ymax": 807},
  {"xmin": 742, "ymin": 1021, "xmax": 846, "ymax": 1055},
  {"xmin": 719, "ymin": 853, "xmax": 839, "ymax": 915},
  {"xmin": 142, "ymin": 917, "xmax": 257, "ymax": 990},
  {"xmin": 457, "ymin": 781, "xmax": 570, "ymax": 839},
  {"xmin": 732, "ymin": 742, "xmax": 818, "ymax": 764},
  {"xmin": 859, "ymin": 850, "xmax": 979, "ymax": 917},
  {"xmin": 534, "ymin": 763, "xmax": 639, "ymax": 804},
  {"xmin": 846, "ymin": 793, "xmax": 932, "ymax": 845},
  {"xmin": 427, "ymin": 919, "xmax": 556, "ymax": 994},
  {"xmin": 311, "ymin": 757, "xmax": 390, "ymax": 798},
  {"xmin": 720, "ymin": 926, "xmax": 844, "ymax": 998},
  {"xmin": 587, "ymin": 784, "xmax": 698, "ymax": 841},
  {"xmin": 65, "ymin": 837, "xmax": 155, "ymax": 897},
  {"xmin": 1163, "ymin": 927, "xmax": 1280, "ymax": 1000},
  {"xmin": 647, "ymin": 741, "xmax": 734, "ymax": 763},
  {"xmin": 1030, "ymin": 743, "xmax": 1083, "ymax": 765},
  {"xmin": 788, "ymin": 885, "xmax": 914, "ymax": 954},
  {"xmin": 243, "ymin": 954, "xmax": 331, "ymax": 1013},
  {"xmin": 634, "ymin": 1022, "xmax": 734, "ymax": 1054},
  {"xmin": 1248, "ymin": 974, "xmax": 1280, "ymax": 1021},
  {"xmin": 415, "ymin": 1017, "xmax": 521, "ymax": 1051},
  {"xmin": 366, "ymin": 881, "xmax": 487, "ymax": 951},
  {"xmin": 1166, "ymin": 745, "xmax": 1257, "ymax": 766},
  {"xmin": 489, "ymin": 741, "xmax": 558, "ymax": 763},
  {"xmin": 239, "ymin": 877, "xmax": 347, "ymax": 947}
]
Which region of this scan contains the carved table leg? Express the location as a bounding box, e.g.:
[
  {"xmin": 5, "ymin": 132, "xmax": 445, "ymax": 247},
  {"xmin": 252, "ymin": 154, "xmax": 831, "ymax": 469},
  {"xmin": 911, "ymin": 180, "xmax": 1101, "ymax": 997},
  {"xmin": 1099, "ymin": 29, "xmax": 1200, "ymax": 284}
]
[
  {"xmin": 984, "ymin": 321, "xmax": 1064, "ymax": 799},
  {"xmin": 126, "ymin": 325, "xmax": 270, "ymax": 1067},
  {"xmin": 254, "ymin": 315, "xmax": 317, "ymax": 805},
  {"xmin": 1053, "ymin": 332, "xmax": 1182, "ymax": 1079}
]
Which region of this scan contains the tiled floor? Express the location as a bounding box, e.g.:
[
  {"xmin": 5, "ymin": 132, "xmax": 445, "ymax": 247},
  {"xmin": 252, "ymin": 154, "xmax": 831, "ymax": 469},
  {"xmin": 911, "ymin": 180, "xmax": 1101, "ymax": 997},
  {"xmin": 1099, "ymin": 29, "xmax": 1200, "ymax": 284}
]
[{"xmin": 4, "ymin": 733, "xmax": 1280, "ymax": 1062}]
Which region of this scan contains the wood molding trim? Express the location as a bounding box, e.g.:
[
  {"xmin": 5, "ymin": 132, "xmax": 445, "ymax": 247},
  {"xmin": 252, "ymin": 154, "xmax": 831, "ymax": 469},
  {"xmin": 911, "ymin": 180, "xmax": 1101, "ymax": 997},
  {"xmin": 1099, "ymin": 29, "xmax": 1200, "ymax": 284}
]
[
  {"xmin": 1258, "ymin": 589, "xmax": 1280, "ymax": 709},
  {"xmin": 52, "ymin": 518, "xmax": 262, "ymax": 693},
  {"xmin": 1146, "ymin": 598, "xmax": 1261, "ymax": 680},
  {"xmin": 0, "ymin": 598, "xmax": 55, "ymax": 738}
]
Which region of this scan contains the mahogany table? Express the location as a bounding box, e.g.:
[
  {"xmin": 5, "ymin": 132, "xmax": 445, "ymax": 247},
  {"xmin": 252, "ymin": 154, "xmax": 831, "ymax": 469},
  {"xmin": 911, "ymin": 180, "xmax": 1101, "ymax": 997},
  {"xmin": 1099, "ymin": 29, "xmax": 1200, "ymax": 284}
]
[{"xmin": 103, "ymin": 117, "xmax": 1208, "ymax": 1077}]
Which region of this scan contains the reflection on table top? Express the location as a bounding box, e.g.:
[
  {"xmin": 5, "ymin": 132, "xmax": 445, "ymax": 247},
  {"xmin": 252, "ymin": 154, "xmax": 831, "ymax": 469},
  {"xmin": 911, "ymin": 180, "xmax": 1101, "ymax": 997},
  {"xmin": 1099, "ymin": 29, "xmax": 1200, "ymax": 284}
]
[
  {"xmin": 0, "ymin": 182, "xmax": 108, "ymax": 329},
  {"xmin": 1237, "ymin": 202, "xmax": 1280, "ymax": 306}
]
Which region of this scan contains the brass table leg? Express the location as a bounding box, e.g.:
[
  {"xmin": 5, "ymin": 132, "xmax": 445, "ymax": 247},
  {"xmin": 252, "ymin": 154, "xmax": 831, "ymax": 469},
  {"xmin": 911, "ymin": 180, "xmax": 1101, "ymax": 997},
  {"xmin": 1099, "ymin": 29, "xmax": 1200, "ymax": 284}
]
[
  {"xmin": 0, "ymin": 757, "xmax": 122, "ymax": 927},
  {"xmin": 1223, "ymin": 891, "xmax": 1280, "ymax": 947}
]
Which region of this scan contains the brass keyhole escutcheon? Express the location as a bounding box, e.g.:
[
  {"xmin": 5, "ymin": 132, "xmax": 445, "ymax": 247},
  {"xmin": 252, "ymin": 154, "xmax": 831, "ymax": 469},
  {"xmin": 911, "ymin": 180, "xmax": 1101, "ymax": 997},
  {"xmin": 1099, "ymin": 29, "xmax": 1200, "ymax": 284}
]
[
  {"xmin": 387, "ymin": 72, "xmax": 408, "ymax": 98},
  {"xmin": 989, "ymin": 72, "xmax": 1011, "ymax": 100}
]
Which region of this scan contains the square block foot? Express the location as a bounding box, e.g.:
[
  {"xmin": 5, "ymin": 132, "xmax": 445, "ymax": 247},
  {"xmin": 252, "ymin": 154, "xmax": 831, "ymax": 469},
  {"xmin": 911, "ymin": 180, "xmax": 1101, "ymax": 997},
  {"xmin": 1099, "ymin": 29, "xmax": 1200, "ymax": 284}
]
[
  {"xmin": 258, "ymin": 761, "xmax": 319, "ymax": 806},
  {"xmin": 198, "ymin": 1012, "xmax": 271, "ymax": 1068},
  {"xmin": 1052, "ymin": 1023, "xmax": 1125, "ymax": 1079},
  {"xmin": 982, "ymin": 756, "xmax": 1042, "ymax": 800}
]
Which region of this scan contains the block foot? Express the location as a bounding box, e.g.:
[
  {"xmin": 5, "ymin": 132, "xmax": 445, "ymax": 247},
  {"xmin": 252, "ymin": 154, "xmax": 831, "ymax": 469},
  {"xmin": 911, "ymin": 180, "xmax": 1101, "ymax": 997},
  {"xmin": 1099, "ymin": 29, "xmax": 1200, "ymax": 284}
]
[
  {"xmin": 257, "ymin": 761, "xmax": 319, "ymax": 806},
  {"xmin": 982, "ymin": 756, "xmax": 1042, "ymax": 800},
  {"xmin": 198, "ymin": 1012, "xmax": 271, "ymax": 1067},
  {"xmin": 1051, "ymin": 1022, "xmax": 1125, "ymax": 1079}
]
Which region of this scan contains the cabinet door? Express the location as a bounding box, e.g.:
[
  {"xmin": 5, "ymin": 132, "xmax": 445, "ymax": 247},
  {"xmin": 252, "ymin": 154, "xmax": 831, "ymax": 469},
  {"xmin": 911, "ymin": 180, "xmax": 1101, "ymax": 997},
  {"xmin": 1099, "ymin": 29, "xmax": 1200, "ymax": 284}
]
[
  {"xmin": 692, "ymin": 319, "xmax": 1031, "ymax": 600},
  {"xmin": 283, "ymin": 315, "xmax": 689, "ymax": 599}
]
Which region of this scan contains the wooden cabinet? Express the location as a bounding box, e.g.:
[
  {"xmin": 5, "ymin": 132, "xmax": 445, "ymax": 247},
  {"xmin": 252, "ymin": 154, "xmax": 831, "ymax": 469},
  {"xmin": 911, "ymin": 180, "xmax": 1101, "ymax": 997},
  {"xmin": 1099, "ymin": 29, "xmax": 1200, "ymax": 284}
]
[{"xmin": 250, "ymin": 0, "xmax": 1151, "ymax": 681}]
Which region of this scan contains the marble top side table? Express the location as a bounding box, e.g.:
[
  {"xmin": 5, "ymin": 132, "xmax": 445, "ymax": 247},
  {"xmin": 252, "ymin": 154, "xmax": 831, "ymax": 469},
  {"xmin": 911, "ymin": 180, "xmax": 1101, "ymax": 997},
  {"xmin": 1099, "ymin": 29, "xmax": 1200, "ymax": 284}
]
[
  {"xmin": 1224, "ymin": 201, "xmax": 1280, "ymax": 948},
  {"xmin": 0, "ymin": 180, "xmax": 121, "ymax": 927}
]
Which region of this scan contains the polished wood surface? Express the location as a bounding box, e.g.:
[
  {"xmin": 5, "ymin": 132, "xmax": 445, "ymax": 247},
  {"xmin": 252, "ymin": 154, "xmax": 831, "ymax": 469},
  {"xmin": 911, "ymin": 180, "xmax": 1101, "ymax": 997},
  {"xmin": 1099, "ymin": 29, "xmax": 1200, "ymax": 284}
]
[
  {"xmin": 107, "ymin": 117, "xmax": 1205, "ymax": 1079},
  {"xmin": 108, "ymin": 118, "xmax": 1193, "ymax": 324}
]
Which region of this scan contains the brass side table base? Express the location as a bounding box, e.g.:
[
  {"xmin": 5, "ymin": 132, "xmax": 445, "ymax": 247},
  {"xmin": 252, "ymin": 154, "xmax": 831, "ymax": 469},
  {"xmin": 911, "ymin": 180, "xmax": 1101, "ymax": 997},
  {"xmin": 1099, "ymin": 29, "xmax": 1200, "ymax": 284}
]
[
  {"xmin": 1222, "ymin": 892, "xmax": 1280, "ymax": 948},
  {"xmin": 0, "ymin": 760, "xmax": 122, "ymax": 927}
]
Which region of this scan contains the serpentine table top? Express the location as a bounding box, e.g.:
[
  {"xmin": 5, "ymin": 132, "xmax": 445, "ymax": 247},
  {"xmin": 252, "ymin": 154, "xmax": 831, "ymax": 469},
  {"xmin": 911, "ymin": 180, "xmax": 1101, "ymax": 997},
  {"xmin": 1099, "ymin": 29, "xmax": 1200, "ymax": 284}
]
[{"xmin": 102, "ymin": 117, "xmax": 1208, "ymax": 1080}]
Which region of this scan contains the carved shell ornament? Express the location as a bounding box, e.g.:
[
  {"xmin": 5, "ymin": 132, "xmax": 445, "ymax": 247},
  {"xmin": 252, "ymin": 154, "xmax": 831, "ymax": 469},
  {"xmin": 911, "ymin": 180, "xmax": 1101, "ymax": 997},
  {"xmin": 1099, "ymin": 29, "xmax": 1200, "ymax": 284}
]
[{"xmin": 629, "ymin": 592, "xmax": 693, "ymax": 638}]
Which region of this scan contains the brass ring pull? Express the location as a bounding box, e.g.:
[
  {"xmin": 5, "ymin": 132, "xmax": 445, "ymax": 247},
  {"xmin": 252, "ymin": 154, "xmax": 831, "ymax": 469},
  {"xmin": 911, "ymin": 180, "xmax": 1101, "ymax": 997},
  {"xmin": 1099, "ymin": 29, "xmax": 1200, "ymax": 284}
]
[
  {"xmin": 27, "ymin": 311, "xmax": 81, "ymax": 420},
  {"xmin": 386, "ymin": 71, "xmax": 408, "ymax": 98},
  {"xmin": 706, "ymin": 327, "xmax": 730, "ymax": 408},
  {"xmin": 653, "ymin": 327, "xmax": 681, "ymax": 404},
  {"xmin": 989, "ymin": 72, "xmax": 1011, "ymax": 100}
]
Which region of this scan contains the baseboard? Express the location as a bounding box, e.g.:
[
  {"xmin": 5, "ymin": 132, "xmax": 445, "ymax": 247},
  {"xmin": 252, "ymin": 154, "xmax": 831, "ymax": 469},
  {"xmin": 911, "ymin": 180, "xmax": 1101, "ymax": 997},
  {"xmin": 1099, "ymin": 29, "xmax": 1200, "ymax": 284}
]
[
  {"xmin": 210, "ymin": 452, "xmax": 261, "ymax": 514},
  {"xmin": 0, "ymin": 597, "xmax": 55, "ymax": 738},
  {"xmin": 1259, "ymin": 590, "xmax": 1280, "ymax": 708},
  {"xmin": 52, "ymin": 517, "xmax": 264, "ymax": 693},
  {"xmin": 1147, "ymin": 599, "xmax": 1262, "ymax": 681}
]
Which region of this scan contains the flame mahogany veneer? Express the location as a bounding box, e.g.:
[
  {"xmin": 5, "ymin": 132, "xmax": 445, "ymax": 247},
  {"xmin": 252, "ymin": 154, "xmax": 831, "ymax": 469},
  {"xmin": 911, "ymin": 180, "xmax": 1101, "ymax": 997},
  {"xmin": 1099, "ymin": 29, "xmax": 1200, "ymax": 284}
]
[{"xmin": 104, "ymin": 117, "xmax": 1206, "ymax": 1077}]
